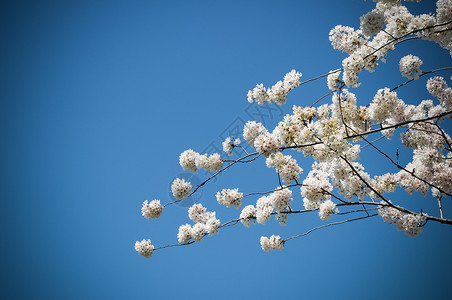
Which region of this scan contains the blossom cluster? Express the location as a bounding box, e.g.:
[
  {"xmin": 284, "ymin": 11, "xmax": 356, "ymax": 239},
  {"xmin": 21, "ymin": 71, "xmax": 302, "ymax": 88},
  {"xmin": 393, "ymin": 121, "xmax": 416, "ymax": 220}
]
[
  {"xmin": 240, "ymin": 205, "xmax": 256, "ymax": 227},
  {"xmin": 178, "ymin": 204, "xmax": 220, "ymax": 243},
  {"xmin": 135, "ymin": 0, "xmax": 452, "ymax": 258},
  {"xmin": 222, "ymin": 137, "xmax": 241, "ymax": 156},
  {"xmin": 323, "ymin": 0, "xmax": 452, "ymax": 88},
  {"xmin": 266, "ymin": 152, "xmax": 303, "ymax": 185},
  {"xmin": 134, "ymin": 239, "xmax": 154, "ymax": 258},
  {"xmin": 260, "ymin": 235, "xmax": 284, "ymax": 252},
  {"xmin": 141, "ymin": 199, "xmax": 163, "ymax": 219},
  {"xmin": 319, "ymin": 200, "xmax": 338, "ymax": 221},
  {"xmin": 216, "ymin": 188, "xmax": 243, "ymax": 209},
  {"xmin": 171, "ymin": 178, "xmax": 192, "ymax": 199},
  {"xmin": 179, "ymin": 149, "xmax": 223, "ymax": 173},
  {"xmin": 399, "ymin": 54, "xmax": 423, "ymax": 80},
  {"xmin": 239, "ymin": 187, "xmax": 293, "ymax": 227},
  {"xmin": 378, "ymin": 202, "xmax": 426, "ymax": 237},
  {"xmin": 427, "ymin": 76, "xmax": 452, "ymax": 111},
  {"xmin": 247, "ymin": 70, "xmax": 302, "ymax": 105}
]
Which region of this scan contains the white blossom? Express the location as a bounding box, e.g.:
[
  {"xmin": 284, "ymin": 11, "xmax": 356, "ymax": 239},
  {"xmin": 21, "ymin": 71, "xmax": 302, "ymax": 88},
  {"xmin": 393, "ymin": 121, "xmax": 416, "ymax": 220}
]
[
  {"xmin": 243, "ymin": 121, "xmax": 268, "ymax": 148},
  {"xmin": 188, "ymin": 203, "xmax": 209, "ymax": 223},
  {"xmin": 327, "ymin": 70, "xmax": 342, "ymax": 91},
  {"xmin": 378, "ymin": 202, "xmax": 426, "ymax": 237},
  {"xmin": 179, "ymin": 149, "xmax": 198, "ymax": 173},
  {"xmin": 266, "ymin": 152, "xmax": 302, "ymax": 185},
  {"xmin": 135, "ymin": 239, "xmax": 154, "ymax": 258},
  {"xmin": 205, "ymin": 215, "xmax": 220, "ymax": 235},
  {"xmin": 171, "ymin": 178, "xmax": 192, "ymax": 199},
  {"xmin": 222, "ymin": 137, "xmax": 241, "ymax": 156},
  {"xmin": 260, "ymin": 235, "xmax": 284, "ymax": 252},
  {"xmin": 319, "ymin": 200, "xmax": 337, "ymax": 221},
  {"xmin": 177, "ymin": 224, "xmax": 192, "ymax": 244},
  {"xmin": 141, "ymin": 199, "xmax": 163, "ymax": 219},
  {"xmin": 247, "ymin": 70, "xmax": 301, "ymax": 105},
  {"xmin": 240, "ymin": 205, "xmax": 256, "ymax": 227},
  {"xmin": 256, "ymin": 196, "xmax": 274, "ymax": 225},
  {"xmin": 191, "ymin": 223, "xmax": 206, "ymax": 242},
  {"xmin": 216, "ymin": 188, "xmax": 243, "ymax": 209},
  {"xmin": 360, "ymin": 9, "xmax": 385, "ymax": 37},
  {"xmin": 254, "ymin": 132, "xmax": 280, "ymax": 157},
  {"xmin": 399, "ymin": 55, "xmax": 423, "ymax": 80}
]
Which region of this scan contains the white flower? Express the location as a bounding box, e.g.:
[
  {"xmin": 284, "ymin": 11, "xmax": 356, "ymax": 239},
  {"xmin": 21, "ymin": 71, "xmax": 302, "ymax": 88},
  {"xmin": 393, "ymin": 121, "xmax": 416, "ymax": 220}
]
[
  {"xmin": 191, "ymin": 223, "xmax": 206, "ymax": 242},
  {"xmin": 256, "ymin": 196, "xmax": 274, "ymax": 225},
  {"xmin": 216, "ymin": 188, "xmax": 243, "ymax": 209},
  {"xmin": 141, "ymin": 200, "xmax": 163, "ymax": 219},
  {"xmin": 195, "ymin": 153, "xmax": 223, "ymax": 172},
  {"xmin": 247, "ymin": 70, "xmax": 301, "ymax": 105},
  {"xmin": 260, "ymin": 235, "xmax": 284, "ymax": 252},
  {"xmin": 171, "ymin": 178, "xmax": 192, "ymax": 199},
  {"xmin": 282, "ymin": 69, "xmax": 302, "ymax": 93},
  {"xmin": 399, "ymin": 55, "xmax": 423, "ymax": 80},
  {"xmin": 266, "ymin": 152, "xmax": 302, "ymax": 185},
  {"xmin": 207, "ymin": 153, "xmax": 224, "ymax": 172},
  {"xmin": 177, "ymin": 224, "xmax": 192, "ymax": 244},
  {"xmin": 188, "ymin": 203, "xmax": 208, "ymax": 223},
  {"xmin": 360, "ymin": 9, "xmax": 385, "ymax": 37},
  {"xmin": 179, "ymin": 149, "xmax": 199, "ymax": 173},
  {"xmin": 240, "ymin": 205, "xmax": 256, "ymax": 227},
  {"xmin": 205, "ymin": 214, "xmax": 220, "ymax": 235},
  {"xmin": 378, "ymin": 202, "xmax": 426, "ymax": 237},
  {"xmin": 222, "ymin": 137, "xmax": 241, "ymax": 156},
  {"xmin": 367, "ymin": 88, "xmax": 402, "ymax": 123},
  {"xmin": 329, "ymin": 25, "xmax": 366, "ymax": 54},
  {"xmin": 270, "ymin": 187, "xmax": 292, "ymax": 212},
  {"xmin": 319, "ymin": 200, "xmax": 337, "ymax": 221},
  {"xmin": 243, "ymin": 121, "xmax": 268, "ymax": 148},
  {"xmin": 247, "ymin": 83, "xmax": 268, "ymax": 104},
  {"xmin": 135, "ymin": 239, "xmax": 155, "ymax": 258},
  {"xmin": 327, "ymin": 70, "xmax": 342, "ymax": 91},
  {"xmin": 427, "ymin": 76, "xmax": 452, "ymax": 111},
  {"xmin": 254, "ymin": 132, "xmax": 280, "ymax": 157}
]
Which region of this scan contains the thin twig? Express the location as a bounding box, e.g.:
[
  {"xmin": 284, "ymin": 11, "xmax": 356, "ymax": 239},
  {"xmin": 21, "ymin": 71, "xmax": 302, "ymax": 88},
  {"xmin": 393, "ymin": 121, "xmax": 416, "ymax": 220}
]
[{"xmin": 284, "ymin": 214, "xmax": 378, "ymax": 242}]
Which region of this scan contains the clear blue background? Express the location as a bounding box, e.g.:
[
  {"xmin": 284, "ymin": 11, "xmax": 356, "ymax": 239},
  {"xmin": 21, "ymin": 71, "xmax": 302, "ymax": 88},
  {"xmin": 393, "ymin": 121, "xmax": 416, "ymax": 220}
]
[{"xmin": 1, "ymin": 0, "xmax": 451, "ymax": 299}]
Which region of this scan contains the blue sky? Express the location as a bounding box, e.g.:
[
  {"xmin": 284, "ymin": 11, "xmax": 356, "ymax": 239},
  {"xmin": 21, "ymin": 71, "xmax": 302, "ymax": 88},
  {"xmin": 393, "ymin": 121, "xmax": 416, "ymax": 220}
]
[{"xmin": 1, "ymin": 0, "xmax": 451, "ymax": 299}]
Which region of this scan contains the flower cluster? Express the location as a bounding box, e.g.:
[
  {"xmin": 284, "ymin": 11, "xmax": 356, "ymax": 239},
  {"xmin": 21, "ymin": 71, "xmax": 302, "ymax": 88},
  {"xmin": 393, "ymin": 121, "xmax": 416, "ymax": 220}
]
[
  {"xmin": 178, "ymin": 204, "xmax": 220, "ymax": 243},
  {"xmin": 243, "ymin": 121, "xmax": 268, "ymax": 148},
  {"xmin": 216, "ymin": 188, "xmax": 243, "ymax": 209},
  {"xmin": 301, "ymin": 164, "xmax": 333, "ymax": 210},
  {"xmin": 260, "ymin": 235, "xmax": 284, "ymax": 252},
  {"xmin": 270, "ymin": 187, "xmax": 293, "ymax": 225},
  {"xmin": 329, "ymin": 25, "xmax": 366, "ymax": 54},
  {"xmin": 134, "ymin": 239, "xmax": 155, "ymax": 258},
  {"xmin": 367, "ymin": 87, "xmax": 404, "ymax": 124},
  {"xmin": 254, "ymin": 132, "xmax": 280, "ymax": 157},
  {"xmin": 327, "ymin": 70, "xmax": 343, "ymax": 91},
  {"xmin": 141, "ymin": 199, "xmax": 163, "ymax": 219},
  {"xmin": 179, "ymin": 149, "xmax": 223, "ymax": 173},
  {"xmin": 256, "ymin": 195, "xmax": 274, "ymax": 225},
  {"xmin": 378, "ymin": 203, "xmax": 426, "ymax": 237},
  {"xmin": 240, "ymin": 205, "xmax": 256, "ymax": 227},
  {"xmin": 136, "ymin": 0, "xmax": 452, "ymax": 258},
  {"xmin": 247, "ymin": 70, "xmax": 302, "ymax": 105},
  {"xmin": 171, "ymin": 178, "xmax": 192, "ymax": 199},
  {"xmin": 369, "ymin": 173, "xmax": 397, "ymax": 199},
  {"xmin": 319, "ymin": 200, "xmax": 338, "ymax": 221},
  {"xmin": 427, "ymin": 76, "xmax": 452, "ymax": 111},
  {"xmin": 360, "ymin": 9, "xmax": 385, "ymax": 37},
  {"xmin": 266, "ymin": 152, "xmax": 302, "ymax": 185},
  {"xmin": 399, "ymin": 54, "xmax": 423, "ymax": 80},
  {"xmin": 222, "ymin": 137, "xmax": 241, "ymax": 156}
]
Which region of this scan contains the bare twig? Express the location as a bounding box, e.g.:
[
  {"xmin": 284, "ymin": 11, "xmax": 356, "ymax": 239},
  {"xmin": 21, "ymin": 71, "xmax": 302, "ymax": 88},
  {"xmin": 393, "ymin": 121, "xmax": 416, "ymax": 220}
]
[{"xmin": 284, "ymin": 214, "xmax": 378, "ymax": 242}]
